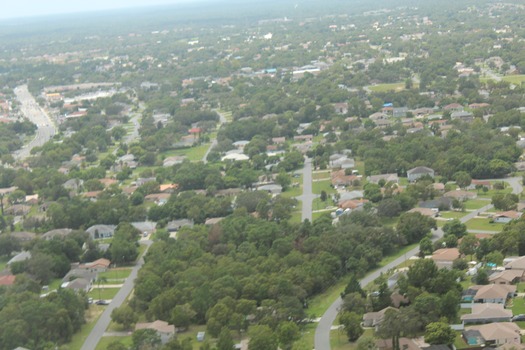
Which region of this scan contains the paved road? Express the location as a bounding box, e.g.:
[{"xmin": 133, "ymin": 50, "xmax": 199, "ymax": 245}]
[
  {"xmin": 81, "ymin": 241, "xmax": 152, "ymax": 350},
  {"xmin": 202, "ymin": 110, "xmax": 228, "ymax": 163},
  {"xmin": 296, "ymin": 157, "xmax": 314, "ymax": 222},
  {"xmin": 314, "ymin": 177, "xmax": 522, "ymax": 350},
  {"xmin": 13, "ymin": 85, "xmax": 56, "ymax": 160}
]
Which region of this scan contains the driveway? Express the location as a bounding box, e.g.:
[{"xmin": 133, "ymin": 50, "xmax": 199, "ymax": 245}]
[{"xmin": 314, "ymin": 177, "xmax": 522, "ymax": 350}]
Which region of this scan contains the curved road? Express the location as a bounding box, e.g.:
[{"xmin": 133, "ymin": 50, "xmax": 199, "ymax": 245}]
[
  {"xmin": 81, "ymin": 241, "xmax": 152, "ymax": 350},
  {"xmin": 202, "ymin": 110, "xmax": 228, "ymax": 163},
  {"xmin": 13, "ymin": 85, "xmax": 56, "ymax": 161},
  {"xmin": 314, "ymin": 177, "xmax": 522, "ymax": 350}
]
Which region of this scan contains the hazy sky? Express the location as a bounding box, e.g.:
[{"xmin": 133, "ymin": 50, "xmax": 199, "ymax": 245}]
[{"xmin": 1, "ymin": 0, "xmax": 195, "ymax": 19}]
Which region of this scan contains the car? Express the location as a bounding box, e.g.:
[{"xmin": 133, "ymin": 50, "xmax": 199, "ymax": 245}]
[
  {"xmin": 95, "ymin": 299, "xmax": 109, "ymax": 305},
  {"xmin": 512, "ymin": 314, "xmax": 525, "ymax": 322}
]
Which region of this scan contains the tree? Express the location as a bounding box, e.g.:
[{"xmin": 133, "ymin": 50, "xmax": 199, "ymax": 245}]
[
  {"xmin": 407, "ymin": 259, "xmax": 438, "ymax": 290},
  {"xmin": 442, "ymin": 219, "xmax": 467, "ymax": 238},
  {"xmin": 111, "ymin": 305, "xmax": 138, "ymax": 330},
  {"xmin": 458, "ymin": 233, "xmax": 478, "ymax": 259},
  {"xmin": 491, "ymin": 193, "xmax": 518, "ymax": 211},
  {"xmin": 341, "ymin": 275, "xmax": 365, "ymax": 298},
  {"xmin": 275, "ymin": 171, "xmax": 291, "ymax": 191},
  {"xmin": 453, "ymin": 171, "xmax": 472, "ymax": 189},
  {"xmin": 132, "ymin": 329, "xmax": 161, "ymax": 350},
  {"xmin": 396, "ymin": 212, "xmax": 436, "ymax": 244},
  {"xmin": 424, "ymin": 322, "xmax": 455, "ymax": 345},
  {"xmin": 277, "ymin": 321, "xmax": 300, "ymax": 350},
  {"xmin": 320, "ymin": 190, "xmax": 327, "ymax": 202},
  {"xmin": 419, "ymin": 237, "xmax": 433, "ymax": 257},
  {"xmin": 339, "ymin": 311, "xmax": 364, "ymax": 342},
  {"xmin": 377, "ymin": 198, "xmax": 402, "ymax": 218},
  {"xmin": 217, "ymin": 327, "xmax": 235, "ymax": 350},
  {"xmin": 248, "ymin": 325, "xmax": 278, "ymax": 350},
  {"xmin": 172, "ymin": 304, "xmax": 196, "ymax": 331}
]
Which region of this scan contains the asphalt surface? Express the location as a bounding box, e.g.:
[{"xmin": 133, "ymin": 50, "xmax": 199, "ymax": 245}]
[
  {"xmin": 13, "ymin": 85, "xmax": 56, "ymax": 161},
  {"xmin": 202, "ymin": 110, "xmax": 228, "ymax": 163},
  {"xmin": 314, "ymin": 177, "xmax": 523, "ymax": 350},
  {"xmin": 296, "ymin": 157, "xmax": 315, "ymax": 222},
  {"xmin": 81, "ymin": 240, "xmax": 152, "ymax": 350}
]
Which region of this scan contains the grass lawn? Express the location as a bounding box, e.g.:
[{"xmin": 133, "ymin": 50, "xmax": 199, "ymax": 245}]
[
  {"xmin": 502, "ymin": 75, "xmax": 525, "ymax": 85},
  {"xmin": 289, "ymin": 201, "xmax": 303, "ymax": 224},
  {"xmin": 313, "ymin": 197, "xmax": 335, "ymax": 211},
  {"xmin": 162, "ymin": 143, "xmax": 210, "ymax": 162},
  {"xmin": 511, "ymin": 297, "xmax": 525, "ymax": 315},
  {"xmin": 312, "ymin": 179, "xmax": 335, "ymax": 195},
  {"xmin": 95, "ymin": 336, "xmax": 133, "ymax": 350},
  {"xmin": 368, "ymin": 83, "xmax": 405, "ymax": 92},
  {"xmin": 47, "ymin": 278, "xmax": 63, "ymax": 291},
  {"xmin": 464, "ymin": 199, "xmax": 491, "ymax": 210},
  {"xmin": 67, "ymin": 305, "xmax": 106, "ymax": 350},
  {"xmin": 454, "ymin": 331, "xmax": 468, "ymax": 349},
  {"xmin": 98, "ymin": 267, "xmax": 133, "ymax": 282},
  {"xmin": 313, "ymin": 211, "xmax": 332, "ymax": 221},
  {"xmin": 281, "ymin": 179, "xmax": 303, "ymax": 199},
  {"xmin": 313, "ymin": 171, "xmax": 331, "ymax": 180},
  {"xmin": 330, "ymin": 328, "xmax": 374, "ymax": 350},
  {"xmin": 88, "ymin": 287, "xmax": 121, "ymax": 300},
  {"xmin": 476, "ymin": 186, "xmax": 512, "ymax": 198},
  {"xmin": 380, "ymin": 217, "xmax": 398, "ymax": 228},
  {"xmin": 440, "ymin": 211, "xmax": 469, "ymax": 220},
  {"xmin": 465, "ymin": 218, "xmax": 504, "ymax": 232}
]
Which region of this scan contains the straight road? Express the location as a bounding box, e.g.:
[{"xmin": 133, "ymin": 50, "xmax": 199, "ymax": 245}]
[
  {"xmin": 314, "ymin": 177, "xmax": 522, "ymax": 350},
  {"xmin": 13, "ymin": 85, "xmax": 56, "ymax": 160},
  {"xmin": 81, "ymin": 241, "xmax": 152, "ymax": 350},
  {"xmin": 202, "ymin": 110, "xmax": 228, "ymax": 163},
  {"xmin": 296, "ymin": 157, "xmax": 314, "ymax": 221}
]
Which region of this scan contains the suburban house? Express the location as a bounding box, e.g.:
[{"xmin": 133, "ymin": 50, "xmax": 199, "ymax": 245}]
[
  {"xmin": 166, "ymin": 219, "xmax": 194, "ymax": 232},
  {"xmin": 135, "ymin": 320, "xmax": 175, "ymax": 344},
  {"xmin": 42, "ymin": 228, "xmax": 73, "ymax": 240},
  {"xmin": 7, "ymin": 251, "xmax": 31, "ymax": 265},
  {"xmin": 63, "ymin": 267, "xmax": 97, "ymax": 284},
  {"xmin": 418, "ymin": 197, "xmax": 453, "ymax": 210},
  {"xmin": 489, "ymin": 269, "xmax": 524, "ymax": 285},
  {"xmin": 257, "ymin": 184, "xmax": 283, "ymax": 195},
  {"xmin": 331, "ymin": 170, "xmax": 359, "ymax": 187},
  {"xmin": 338, "ymin": 199, "xmax": 368, "ymax": 212},
  {"xmin": 451, "ymin": 111, "xmax": 474, "ymax": 122},
  {"xmin": 461, "ymin": 303, "xmax": 513, "ymax": 324},
  {"xmin": 86, "ymin": 224, "xmax": 116, "ymax": 239},
  {"xmin": 463, "ymin": 322, "xmax": 521, "ymax": 346},
  {"xmin": 79, "ymin": 258, "xmax": 111, "ymax": 273},
  {"xmin": 444, "ymin": 103, "xmax": 464, "ymax": 112},
  {"xmin": 408, "ymin": 207, "xmax": 437, "ymax": 218},
  {"xmin": 362, "ymin": 307, "xmax": 396, "ymax": 328},
  {"xmin": 473, "ymin": 284, "xmax": 516, "ymax": 304},
  {"xmin": 406, "ymin": 166, "xmax": 434, "ymax": 182},
  {"xmin": 367, "ymin": 173, "xmax": 399, "ymax": 185},
  {"xmin": 9, "ymin": 231, "xmax": 36, "ymax": 242},
  {"xmin": 0, "ymin": 274, "xmax": 16, "ymax": 286},
  {"xmin": 329, "ymin": 154, "xmax": 355, "ymax": 170},
  {"xmin": 144, "ymin": 193, "xmax": 170, "ymax": 205},
  {"xmin": 443, "ymin": 190, "xmax": 477, "ymax": 201},
  {"xmin": 431, "ymin": 248, "xmax": 460, "ymax": 269},
  {"xmin": 494, "ymin": 211, "xmax": 523, "ymax": 224},
  {"xmin": 504, "ymin": 256, "xmax": 525, "ymax": 270},
  {"xmin": 205, "ymin": 217, "xmax": 225, "ymax": 226},
  {"xmin": 63, "ymin": 278, "xmax": 92, "ymax": 293},
  {"xmin": 376, "ymin": 338, "xmax": 420, "ymax": 350}
]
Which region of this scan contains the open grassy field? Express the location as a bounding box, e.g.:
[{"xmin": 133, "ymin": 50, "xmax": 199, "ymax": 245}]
[
  {"xmin": 313, "ymin": 170, "xmax": 331, "ymax": 180},
  {"xmin": 502, "ymin": 75, "xmax": 525, "ymax": 85},
  {"xmin": 162, "ymin": 143, "xmax": 210, "ymax": 162},
  {"xmin": 368, "ymin": 83, "xmax": 405, "ymax": 92},
  {"xmin": 88, "ymin": 287, "xmax": 121, "ymax": 300},
  {"xmin": 312, "ymin": 179, "xmax": 335, "ymax": 195},
  {"xmin": 96, "ymin": 336, "xmax": 133, "ymax": 350},
  {"xmin": 464, "ymin": 199, "xmax": 491, "ymax": 210},
  {"xmin": 511, "ymin": 296, "xmax": 525, "ymax": 315},
  {"xmin": 465, "ymin": 218, "xmax": 504, "ymax": 232},
  {"xmin": 440, "ymin": 211, "xmax": 469, "ymax": 220},
  {"xmin": 98, "ymin": 267, "xmax": 133, "ymax": 282}
]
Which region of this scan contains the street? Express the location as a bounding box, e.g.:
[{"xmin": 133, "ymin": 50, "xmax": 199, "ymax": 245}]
[
  {"xmin": 202, "ymin": 110, "xmax": 228, "ymax": 163},
  {"xmin": 296, "ymin": 157, "xmax": 315, "ymax": 222},
  {"xmin": 80, "ymin": 241, "xmax": 152, "ymax": 350},
  {"xmin": 314, "ymin": 177, "xmax": 522, "ymax": 350},
  {"xmin": 13, "ymin": 85, "xmax": 56, "ymax": 161}
]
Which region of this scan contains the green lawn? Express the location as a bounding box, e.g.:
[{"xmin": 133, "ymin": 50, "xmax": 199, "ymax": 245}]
[
  {"xmin": 95, "ymin": 336, "xmax": 133, "ymax": 350},
  {"xmin": 313, "ymin": 171, "xmax": 331, "ymax": 180},
  {"xmin": 162, "ymin": 143, "xmax": 210, "ymax": 162},
  {"xmin": 465, "ymin": 218, "xmax": 504, "ymax": 232},
  {"xmin": 313, "ymin": 211, "xmax": 332, "ymax": 221},
  {"xmin": 88, "ymin": 288, "xmax": 121, "ymax": 300},
  {"xmin": 502, "ymin": 75, "xmax": 525, "ymax": 85},
  {"xmin": 281, "ymin": 175, "xmax": 303, "ymax": 199},
  {"xmin": 368, "ymin": 83, "xmax": 405, "ymax": 92},
  {"xmin": 330, "ymin": 328, "xmax": 374, "ymax": 350},
  {"xmin": 98, "ymin": 268, "xmax": 133, "ymax": 282},
  {"xmin": 454, "ymin": 331, "xmax": 468, "ymax": 349},
  {"xmin": 289, "ymin": 201, "xmax": 303, "ymax": 224},
  {"xmin": 464, "ymin": 199, "xmax": 491, "ymax": 210},
  {"xmin": 312, "ymin": 179, "xmax": 335, "ymax": 195},
  {"xmin": 313, "ymin": 197, "xmax": 335, "ymax": 211},
  {"xmin": 476, "ymin": 186, "xmax": 512, "ymax": 198},
  {"xmin": 511, "ymin": 297, "xmax": 525, "ymax": 315},
  {"xmin": 440, "ymin": 211, "xmax": 468, "ymax": 220}
]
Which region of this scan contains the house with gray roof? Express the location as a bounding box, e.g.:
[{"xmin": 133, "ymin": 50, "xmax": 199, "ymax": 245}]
[
  {"xmin": 166, "ymin": 219, "xmax": 194, "ymax": 232},
  {"xmin": 407, "ymin": 166, "xmax": 434, "ymax": 182},
  {"xmin": 86, "ymin": 224, "xmax": 116, "ymax": 240}
]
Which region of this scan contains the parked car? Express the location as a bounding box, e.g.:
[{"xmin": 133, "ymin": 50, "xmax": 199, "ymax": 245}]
[
  {"xmin": 512, "ymin": 314, "xmax": 525, "ymax": 322},
  {"xmin": 96, "ymin": 299, "xmax": 109, "ymax": 305}
]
